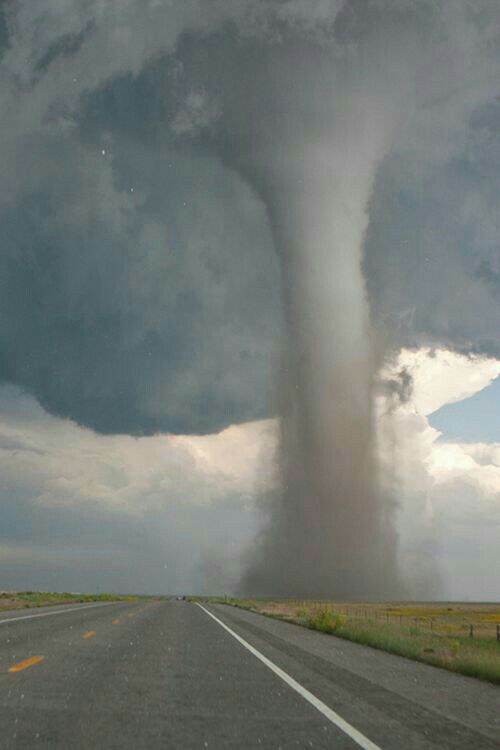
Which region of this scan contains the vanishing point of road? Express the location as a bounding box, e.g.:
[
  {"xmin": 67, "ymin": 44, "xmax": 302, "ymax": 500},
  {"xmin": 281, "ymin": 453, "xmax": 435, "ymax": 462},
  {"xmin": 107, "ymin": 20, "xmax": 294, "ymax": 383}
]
[{"xmin": 0, "ymin": 599, "xmax": 498, "ymax": 749}]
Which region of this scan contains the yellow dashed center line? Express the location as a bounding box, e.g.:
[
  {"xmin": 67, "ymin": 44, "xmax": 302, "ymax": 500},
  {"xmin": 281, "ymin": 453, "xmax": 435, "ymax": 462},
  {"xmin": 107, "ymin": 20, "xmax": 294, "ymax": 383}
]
[
  {"xmin": 82, "ymin": 630, "xmax": 96, "ymax": 639},
  {"xmin": 112, "ymin": 618, "xmax": 120, "ymax": 625},
  {"xmin": 8, "ymin": 656, "xmax": 45, "ymax": 673}
]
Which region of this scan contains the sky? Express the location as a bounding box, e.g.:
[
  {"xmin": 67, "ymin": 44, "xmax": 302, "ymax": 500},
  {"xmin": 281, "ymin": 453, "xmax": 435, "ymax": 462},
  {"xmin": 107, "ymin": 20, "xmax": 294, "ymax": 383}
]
[
  {"xmin": 430, "ymin": 376, "xmax": 500, "ymax": 443},
  {"xmin": 0, "ymin": 0, "xmax": 499, "ymax": 600}
]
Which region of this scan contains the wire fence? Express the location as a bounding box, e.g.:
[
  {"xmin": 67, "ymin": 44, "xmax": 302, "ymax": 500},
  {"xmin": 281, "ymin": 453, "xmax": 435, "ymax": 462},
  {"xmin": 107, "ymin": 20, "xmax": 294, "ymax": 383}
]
[{"xmin": 314, "ymin": 604, "xmax": 500, "ymax": 642}]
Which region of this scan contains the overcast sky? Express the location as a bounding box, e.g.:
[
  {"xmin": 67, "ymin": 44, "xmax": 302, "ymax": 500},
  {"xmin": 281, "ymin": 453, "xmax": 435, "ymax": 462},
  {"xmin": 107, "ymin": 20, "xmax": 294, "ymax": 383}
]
[{"xmin": 0, "ymin": 1, "xmax": 499, "ymax": 599}]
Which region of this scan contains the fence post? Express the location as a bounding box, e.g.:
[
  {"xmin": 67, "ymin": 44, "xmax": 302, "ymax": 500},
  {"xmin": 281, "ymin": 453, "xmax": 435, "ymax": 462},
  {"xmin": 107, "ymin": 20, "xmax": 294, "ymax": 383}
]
[
  {"xmin": 497, "ymin": 624, "xmax": 499, "ymax": 643},
  {"xmin": 469, "ymin": 624, "xmax": 473, "ymax": 639}
]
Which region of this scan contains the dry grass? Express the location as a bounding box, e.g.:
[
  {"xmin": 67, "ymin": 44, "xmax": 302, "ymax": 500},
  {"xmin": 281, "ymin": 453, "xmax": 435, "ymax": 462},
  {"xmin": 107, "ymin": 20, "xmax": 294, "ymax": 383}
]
[
  {"xmin": 203, "ymin": 597, "xmax": 500, "ymax": 685},
  {"xmin": 0, "ymin": 591, "xmax": 138, "ymax": 611}
]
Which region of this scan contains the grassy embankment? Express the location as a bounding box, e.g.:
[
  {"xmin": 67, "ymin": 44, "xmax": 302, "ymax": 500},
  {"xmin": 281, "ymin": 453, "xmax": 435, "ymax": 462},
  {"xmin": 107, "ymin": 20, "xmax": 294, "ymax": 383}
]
[
  {"xmin": 0, "ymin": 591, "xmax": 138, "ymax": 611},
  {"xmin": 200, "ymin": 597, "xmax": 500, "ymax": 685}
]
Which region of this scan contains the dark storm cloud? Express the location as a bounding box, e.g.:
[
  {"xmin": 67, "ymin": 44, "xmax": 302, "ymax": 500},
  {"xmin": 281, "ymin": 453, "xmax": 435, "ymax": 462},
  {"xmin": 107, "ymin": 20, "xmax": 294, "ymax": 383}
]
[
  {"xmin": 35, "ymin": 19, "xmax": 93, "ymax": 74},
  {"xmin": 1, "ymin": 1, "xmax": 500, "ymax": 439},
  {"xmin": 476, "ymin": 260, "xmax": 500, "ymax": 300},
  {"xmin": 365, "ymin": 134, "xmax": 500, "ymax": 358},
  {"xmin": 0, "ymin": 3, "xmax": 8, "ymax": 56},
  {"xmin": 0, "ymin": 116, "xmax": 282, "ymax": 435},
  {"xmin": 0, "ymin": 0, "xmax": 283, "ymax": 435}
]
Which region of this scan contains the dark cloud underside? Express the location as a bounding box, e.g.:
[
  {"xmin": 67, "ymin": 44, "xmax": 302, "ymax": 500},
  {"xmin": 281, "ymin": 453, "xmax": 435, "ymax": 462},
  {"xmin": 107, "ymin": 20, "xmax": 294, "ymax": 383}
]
[{"xmin": 0, "ymin": 125, "xmax": 282, "ymax": 434}]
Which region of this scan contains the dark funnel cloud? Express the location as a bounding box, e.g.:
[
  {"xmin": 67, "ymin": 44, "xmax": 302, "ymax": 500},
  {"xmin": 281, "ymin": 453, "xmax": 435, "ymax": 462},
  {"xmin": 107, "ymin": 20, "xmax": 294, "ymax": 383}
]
[{"xmin": 172, "ymin": 9, "xmax": 420, "ymax": 598}]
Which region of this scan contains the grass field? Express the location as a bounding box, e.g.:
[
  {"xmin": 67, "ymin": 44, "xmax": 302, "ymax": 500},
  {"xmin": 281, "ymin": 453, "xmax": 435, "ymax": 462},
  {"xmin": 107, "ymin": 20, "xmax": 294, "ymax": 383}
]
[
  {"xmin": 202, "ymin": 597, "xmax": 500, "ymax": 685},
  {"xmin": 0, "ymin": 591, "xmax": 138, "ymax": 611}
]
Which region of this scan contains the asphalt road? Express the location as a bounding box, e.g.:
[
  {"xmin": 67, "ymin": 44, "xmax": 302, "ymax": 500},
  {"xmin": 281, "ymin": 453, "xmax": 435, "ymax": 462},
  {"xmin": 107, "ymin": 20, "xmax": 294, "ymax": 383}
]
[{"xmin": 0, "ymin": 599, "xmax": 498, "ymax": 749}]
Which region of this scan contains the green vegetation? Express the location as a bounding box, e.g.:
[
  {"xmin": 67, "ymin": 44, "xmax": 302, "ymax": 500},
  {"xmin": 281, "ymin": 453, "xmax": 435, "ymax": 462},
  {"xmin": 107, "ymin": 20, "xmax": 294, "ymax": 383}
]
[
  {"xmin": 200, "ymin": 597, "xmax": 500, "ymax": 685},
  {"xmin": 304, "ymin": 606, "xmax": 345, "ymax": 633},
  {"xmin": 303, "ymin": 609, "xmax": 500, "ymax": 684}
]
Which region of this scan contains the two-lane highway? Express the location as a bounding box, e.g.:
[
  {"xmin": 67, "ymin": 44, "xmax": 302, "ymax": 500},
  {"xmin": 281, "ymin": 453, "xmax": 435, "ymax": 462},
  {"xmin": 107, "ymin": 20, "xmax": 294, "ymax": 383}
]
[{"xmin": 0, "ymin": 599, "xmax": 498, "ymax": 749}]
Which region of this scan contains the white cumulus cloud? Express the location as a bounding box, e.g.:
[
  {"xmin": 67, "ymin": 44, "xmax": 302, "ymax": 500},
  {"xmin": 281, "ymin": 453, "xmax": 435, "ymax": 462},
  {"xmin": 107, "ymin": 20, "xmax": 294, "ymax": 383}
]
[{"xmin": 378, "ymin": 347, "xmax": 500, "ymax": 599}]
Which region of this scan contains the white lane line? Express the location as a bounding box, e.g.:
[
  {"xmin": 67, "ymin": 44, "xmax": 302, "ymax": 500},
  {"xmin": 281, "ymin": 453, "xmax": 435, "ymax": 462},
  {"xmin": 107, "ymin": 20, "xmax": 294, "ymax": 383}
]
[
  {"xmin": 0, "ymin": 601, "xmax": 124, "ymax": 626},
  {"xmin": 197, "ymin": 603, "xmax": 382, "ymax": 750}
]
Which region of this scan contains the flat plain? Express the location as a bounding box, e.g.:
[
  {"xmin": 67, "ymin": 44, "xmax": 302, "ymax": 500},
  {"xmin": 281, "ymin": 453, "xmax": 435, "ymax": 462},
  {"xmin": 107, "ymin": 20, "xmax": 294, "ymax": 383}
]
[
  {"xmin": 204, "ymin": 598, "xmax": 500, "ymax": 684},
  {"xmin": 0, "ymin": 590, "xmax": 137, "ymax": 611}
]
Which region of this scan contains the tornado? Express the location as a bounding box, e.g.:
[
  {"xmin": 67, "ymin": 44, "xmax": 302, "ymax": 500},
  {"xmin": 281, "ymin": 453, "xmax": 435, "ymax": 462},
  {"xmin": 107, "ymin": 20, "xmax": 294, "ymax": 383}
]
[
  {"xmin": 178, "ymin": 6, "xmax": 419, "ymax": 598},
  {"xmin": 243, "ymin": 98, "xmax": 401, "ymax": 597}
]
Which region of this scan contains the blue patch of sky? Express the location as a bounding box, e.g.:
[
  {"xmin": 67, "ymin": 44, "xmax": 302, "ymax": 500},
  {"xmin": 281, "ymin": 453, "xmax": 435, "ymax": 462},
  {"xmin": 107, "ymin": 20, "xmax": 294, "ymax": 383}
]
[{"xmin": 429, "ymin": 376, "xmax": 500, "ymax": 443}]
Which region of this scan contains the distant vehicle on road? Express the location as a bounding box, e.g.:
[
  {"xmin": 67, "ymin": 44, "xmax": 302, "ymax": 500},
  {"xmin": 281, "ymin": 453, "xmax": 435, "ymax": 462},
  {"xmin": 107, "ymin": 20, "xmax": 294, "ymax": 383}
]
[{"xmin": 176, "ymin": 595, "xmax": 186, "ymax": 601}]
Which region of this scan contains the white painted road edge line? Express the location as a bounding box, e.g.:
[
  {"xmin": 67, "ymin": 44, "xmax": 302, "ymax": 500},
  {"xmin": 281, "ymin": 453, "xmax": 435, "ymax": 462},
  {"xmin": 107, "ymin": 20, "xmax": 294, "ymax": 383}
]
[
  {"xmin": 197, "ymin": 603, "xmax": 382, "ymax": 750},
  {"xmin": 0, "ymin": 601, "xmax": 124, "ymax": 626}
]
